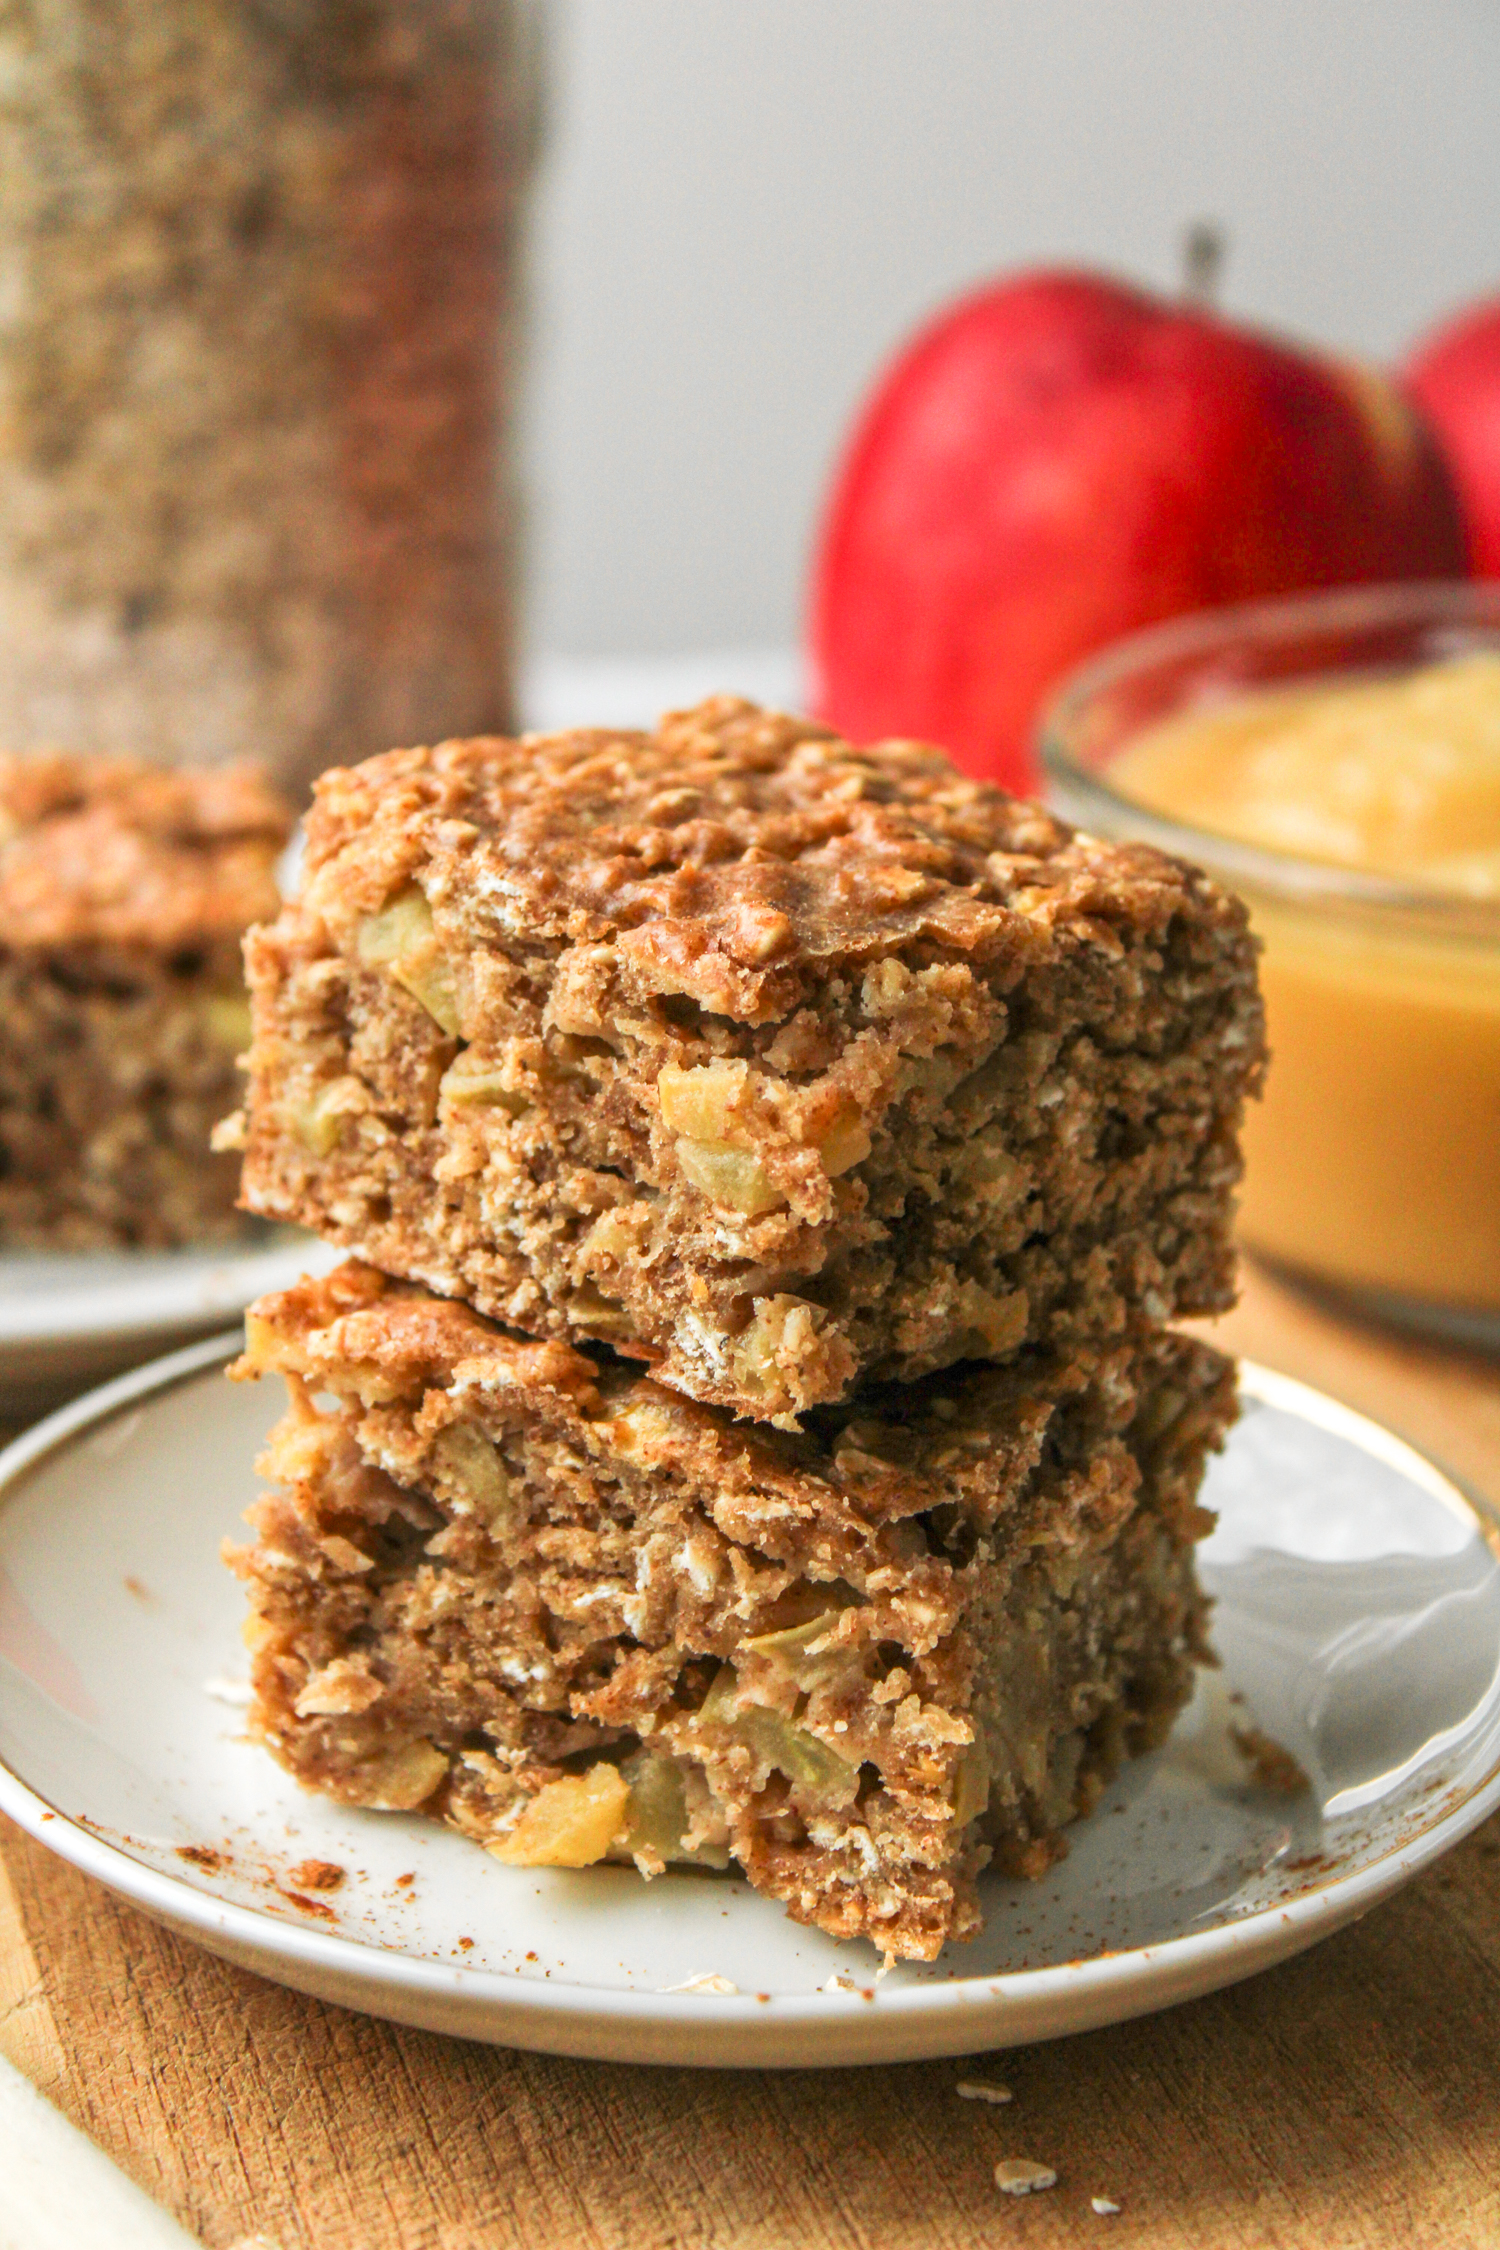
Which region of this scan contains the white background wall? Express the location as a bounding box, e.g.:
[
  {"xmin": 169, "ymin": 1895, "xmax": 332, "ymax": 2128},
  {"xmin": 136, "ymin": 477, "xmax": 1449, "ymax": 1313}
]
[{"xmin": 521, "ymin": 0, "xmax": 1500, "ymax": 663}]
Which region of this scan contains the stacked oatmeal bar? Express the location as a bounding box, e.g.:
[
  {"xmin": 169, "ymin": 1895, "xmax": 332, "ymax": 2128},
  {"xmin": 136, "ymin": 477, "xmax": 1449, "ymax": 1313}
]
[
  {"xmin": 0, "ymin": 754, "xmax": 291, "ymax": 1246},
  {"xmin": 228, "ymin": 698, "xmax": 1262, "ymax": 1960}
]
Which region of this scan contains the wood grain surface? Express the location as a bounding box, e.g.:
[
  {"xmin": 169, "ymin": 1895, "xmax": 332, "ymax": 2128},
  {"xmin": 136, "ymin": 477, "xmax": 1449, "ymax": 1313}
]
[{"xmin": 3, "ymin": 1259, "xmax": 1500, "ymax": 2250}]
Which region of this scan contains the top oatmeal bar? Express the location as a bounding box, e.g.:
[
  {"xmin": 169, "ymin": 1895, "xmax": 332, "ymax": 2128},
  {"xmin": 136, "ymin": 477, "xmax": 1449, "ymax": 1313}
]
[{"xmin": 237, "ymin": 698, "xmax": 1263, "ymax": 1421}]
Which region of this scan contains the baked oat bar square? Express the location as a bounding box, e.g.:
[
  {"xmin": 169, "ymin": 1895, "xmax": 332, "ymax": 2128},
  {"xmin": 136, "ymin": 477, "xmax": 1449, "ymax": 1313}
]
[
  {"xmin": 237, "ymin": 697, "xmax": 1263, "ymax": 1421},
  {"xmin": 0, "ymin": 754, "xmax": 291, "ymax": 1247},
  {"xmin": 230, "ymin": 1261, "xmax": 1232, "ymax": 1962}
]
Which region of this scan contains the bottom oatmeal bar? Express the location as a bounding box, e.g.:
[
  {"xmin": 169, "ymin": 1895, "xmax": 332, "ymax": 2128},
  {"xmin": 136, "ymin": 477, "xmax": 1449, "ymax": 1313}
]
[{"xmin": 230, "ymin": 1263, "xmax": 1232, "ymax": 1961}]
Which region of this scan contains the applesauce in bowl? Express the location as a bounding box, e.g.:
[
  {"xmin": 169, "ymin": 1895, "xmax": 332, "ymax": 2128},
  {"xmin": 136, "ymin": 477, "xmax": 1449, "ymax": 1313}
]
[{"xmin": 1040, "ymin": 582, "xmax": 1500, "ymax": 1345}]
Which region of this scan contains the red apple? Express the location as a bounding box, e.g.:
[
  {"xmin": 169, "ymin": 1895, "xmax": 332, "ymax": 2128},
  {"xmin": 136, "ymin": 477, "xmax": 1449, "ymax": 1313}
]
[
  {"xmin": 1405, "ymin": 299, "xmax": 1500, "ymax": 579},
  {"xmin": 809, "ymin": 269, "xmax": 1467, "ymax": 793}
]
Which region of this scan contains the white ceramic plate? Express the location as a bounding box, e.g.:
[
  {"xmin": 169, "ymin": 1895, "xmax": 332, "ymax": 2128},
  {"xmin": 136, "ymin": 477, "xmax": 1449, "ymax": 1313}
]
[
  {"xmin": 1, "ymin": 1342, "xmax": 1498, "ymax": 2070},
  {"xmin": 0, "ymin": 1234, "xmax": 343, "ymax": 1414}
]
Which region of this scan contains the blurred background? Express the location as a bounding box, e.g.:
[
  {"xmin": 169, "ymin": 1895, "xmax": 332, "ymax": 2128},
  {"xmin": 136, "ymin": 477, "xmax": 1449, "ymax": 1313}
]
[{"xmin": 523, "ymin": 0, "xmax": 1500, "ymax": 685}]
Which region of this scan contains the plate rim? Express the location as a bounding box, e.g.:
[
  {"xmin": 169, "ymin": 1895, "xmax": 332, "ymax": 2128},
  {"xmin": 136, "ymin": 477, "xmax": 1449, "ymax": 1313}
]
[{"xmin": 2, "ymin": 1334, "xmax": 1499, "ymax": 2065}]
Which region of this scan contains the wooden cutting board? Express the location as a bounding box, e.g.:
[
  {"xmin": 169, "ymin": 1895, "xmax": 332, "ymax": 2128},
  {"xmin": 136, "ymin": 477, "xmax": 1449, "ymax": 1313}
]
[{"xmin": 3, "ymin": 1260, "xmax": 1500, "ymax": 2250}]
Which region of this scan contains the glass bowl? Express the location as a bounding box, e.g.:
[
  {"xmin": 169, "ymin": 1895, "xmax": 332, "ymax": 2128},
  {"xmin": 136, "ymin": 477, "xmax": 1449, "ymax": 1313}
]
[{"xmin": 1040, "ymin": 581, "xmax": 1500, "ymax": 1349}]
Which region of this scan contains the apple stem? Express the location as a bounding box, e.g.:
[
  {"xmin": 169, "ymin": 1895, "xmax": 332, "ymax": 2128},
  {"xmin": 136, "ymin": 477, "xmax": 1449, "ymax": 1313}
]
[{"xmin": 1182, "ymin": 221, "xmax": 1226, "ymax": 309}]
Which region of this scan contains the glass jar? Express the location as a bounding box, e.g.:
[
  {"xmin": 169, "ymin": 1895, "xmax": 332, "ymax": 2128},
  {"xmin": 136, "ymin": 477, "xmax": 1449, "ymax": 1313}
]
[
  {"xmin": 0, "ymin": 1, "xmax": 541, "ymax": 793},
  {"xmin": 1041, "ymin": 581, "xmax": 1500, "ymax": 1348}
]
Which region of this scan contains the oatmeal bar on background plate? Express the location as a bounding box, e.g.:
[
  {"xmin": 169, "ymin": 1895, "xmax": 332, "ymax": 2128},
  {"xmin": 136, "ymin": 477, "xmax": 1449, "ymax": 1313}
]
[
  {"xmin": 231, "ymin": 1261, "xmax": 1232, "ymax": 1962},
  {"xmin": 233, "ymin": 698, "xmax": 1264, "ymax": 1423},
  {"xmin": 0, "ymin": 754, "xmax": 291, "ymax": 1247}
]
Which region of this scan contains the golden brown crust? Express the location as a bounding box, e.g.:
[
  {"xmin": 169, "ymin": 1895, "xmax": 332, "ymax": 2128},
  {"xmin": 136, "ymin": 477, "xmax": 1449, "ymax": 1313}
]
[
  {"xmin": 0, "ymin": 753, "xmax": 291, "ymax": 949},
  {"xmin": 295, "ymin": 696, "xmax": 1250, "ymax": 1026},
  {"xmin": 241, "ymin": 1259, "xmax": 606, "ymax": 1416}
]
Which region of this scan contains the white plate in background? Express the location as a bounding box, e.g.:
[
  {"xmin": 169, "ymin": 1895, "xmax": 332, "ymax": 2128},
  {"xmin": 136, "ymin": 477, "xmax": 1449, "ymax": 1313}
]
[
  {"xmin": 0, "ymin": 1343, "xmax": 1498, "ymax": 2069},
  {"xmin": 520, "ymin": 649, "xmax": 803, "ymax": 734},
  {"xmin": 0, "ymin": 1234, "xmax": 341, "ymax": 1414}
]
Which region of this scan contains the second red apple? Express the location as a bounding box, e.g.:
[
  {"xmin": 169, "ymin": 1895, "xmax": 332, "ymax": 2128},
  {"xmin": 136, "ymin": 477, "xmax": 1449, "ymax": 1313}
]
[
  {"xmin": 1406, "ymin": 298, "xmax": 1500, "ymax": 580},
  {"xmin": 809, "ymin": 269, "xmax": 1467, "ymax": 793}
]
